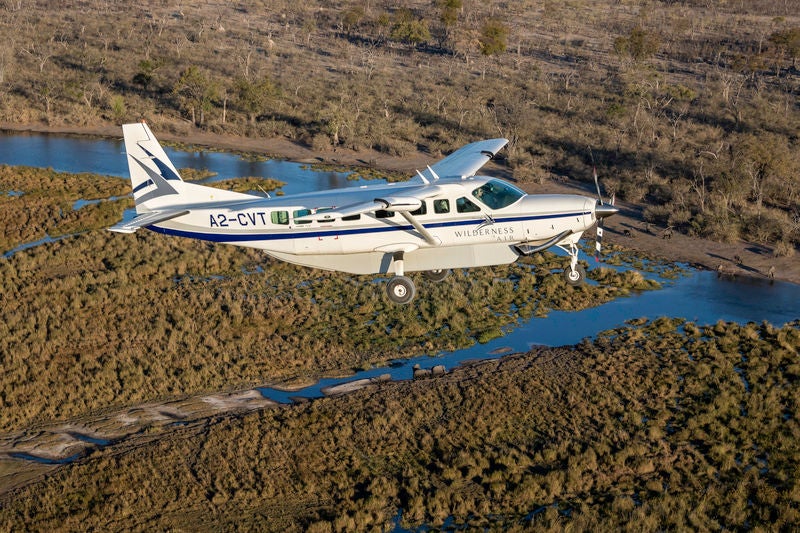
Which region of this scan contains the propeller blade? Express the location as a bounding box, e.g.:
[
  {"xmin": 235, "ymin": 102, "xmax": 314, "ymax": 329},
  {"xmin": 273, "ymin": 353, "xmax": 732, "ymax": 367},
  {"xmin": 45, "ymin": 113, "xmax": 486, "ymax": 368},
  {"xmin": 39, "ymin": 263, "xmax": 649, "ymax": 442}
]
[
  {"xmin": 595, "ymin": 218, "xmax": 604, "ymax": 262},
  {"xmin": 589, "ymin": 158, "xmax": 617, "ymax": 262},
  {"xmin": 594, "ymin": 201, "xmax": 618, "ymax": 262},
  {"xmin": 593, "ymin": 166, "xmax": 603, "ymax": 203}
]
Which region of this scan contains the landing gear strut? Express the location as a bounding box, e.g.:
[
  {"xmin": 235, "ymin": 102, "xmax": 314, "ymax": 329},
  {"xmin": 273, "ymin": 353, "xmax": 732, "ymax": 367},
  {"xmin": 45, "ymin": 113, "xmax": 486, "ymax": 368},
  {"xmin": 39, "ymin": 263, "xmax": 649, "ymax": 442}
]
[
  {"xmin": 559, "ymin": 242, "xmax": 586, "ymax": 286},
  {"xmin": 386, "ymin": 252, "xmax": 417, "ymax": 304}
]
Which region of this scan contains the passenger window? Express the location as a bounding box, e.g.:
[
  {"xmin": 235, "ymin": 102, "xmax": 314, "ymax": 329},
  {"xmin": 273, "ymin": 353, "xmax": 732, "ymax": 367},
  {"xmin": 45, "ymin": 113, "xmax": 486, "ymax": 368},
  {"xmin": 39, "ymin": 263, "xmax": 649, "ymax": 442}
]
[
  {"xmin": 410, "ymin": 201, "xmax": 427, "ymax": 216},
  {"xmin": 271, "ymin": 211, "xmax": 289, "ymax": 225},
  {"xmin": 433, "ymin": 199, "xmax": 450, "ymax": 214},
  {"xmin": 293, "ymin": 208, "xmax": 312, "ymax": 225},
  {"xmin": 342, "ymin": 214, "xmax": 361, "ymax": 221},
  {"xmin": 456, "ymin": 197, "xmax": 480, "ymax": 213},
  {"xmin": 375, "ymin": 210, "xmax": 395, "ymax": 218}
]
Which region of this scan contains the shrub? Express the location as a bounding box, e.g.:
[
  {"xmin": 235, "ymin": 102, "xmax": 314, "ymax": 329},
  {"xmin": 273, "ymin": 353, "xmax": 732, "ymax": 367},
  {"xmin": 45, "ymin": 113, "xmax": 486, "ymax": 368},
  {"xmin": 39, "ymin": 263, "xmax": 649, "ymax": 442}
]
[{"xmin": 773, "ymin": 239, "xmax": 796, "ymax": 257}]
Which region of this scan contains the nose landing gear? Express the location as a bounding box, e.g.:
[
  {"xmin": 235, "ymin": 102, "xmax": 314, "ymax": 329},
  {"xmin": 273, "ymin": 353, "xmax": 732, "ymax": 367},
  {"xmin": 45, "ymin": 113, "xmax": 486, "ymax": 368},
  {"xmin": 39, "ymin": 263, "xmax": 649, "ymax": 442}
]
[
  {"xmin": 559, "ymin": 242, "xmax": 586, "ymax": 286},
  {"xmin": 564, "ymin": 264, "xmax": 586, "ymax": 286}
]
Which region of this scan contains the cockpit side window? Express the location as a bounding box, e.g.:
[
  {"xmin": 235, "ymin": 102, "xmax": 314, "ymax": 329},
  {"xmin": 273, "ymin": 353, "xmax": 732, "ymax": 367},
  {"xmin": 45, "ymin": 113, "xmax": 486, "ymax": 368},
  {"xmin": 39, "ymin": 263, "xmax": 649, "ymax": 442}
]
[
  {"xmin": 471, "ymin": 179, "xmax": 525, "ymax": 210},
  {"xmin": 456, "ymin": 196, "xmax": 480, "ymax": 213},
  {"xmin": 410, "ymin": 201, "xmax": 427, "ymax": 216}
]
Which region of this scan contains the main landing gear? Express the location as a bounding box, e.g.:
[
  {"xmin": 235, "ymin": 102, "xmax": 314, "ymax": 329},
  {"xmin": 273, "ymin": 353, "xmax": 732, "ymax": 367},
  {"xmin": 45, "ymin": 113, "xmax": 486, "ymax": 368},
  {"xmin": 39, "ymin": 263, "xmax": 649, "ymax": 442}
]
[
  {"xmin": 387, "ymin": 276, "xmax": 416, "ymax": 304},
  {"xmin": 559, "ymin": 242, "xmax": 586, "ymax": 286},
  {"xmin": 386, "ymin": 252, "xmax": 416, "ymax": 304},
  {"xmin": 423, "ymin": 269, "xmax": 450, "ymax": 282},
  {"xmin": 385, "ymin": 252, "xmax": 451, "ymax": 304}
]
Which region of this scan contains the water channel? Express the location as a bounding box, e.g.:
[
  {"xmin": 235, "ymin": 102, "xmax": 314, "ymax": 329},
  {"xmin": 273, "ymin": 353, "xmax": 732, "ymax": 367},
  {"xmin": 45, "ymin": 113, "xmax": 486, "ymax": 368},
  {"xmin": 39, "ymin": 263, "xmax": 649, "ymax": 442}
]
[
  {"xmin": 1, "ymin": 130, "xmax": 798, "ymax": 405},
  {"xmin": 0, "ymin": 129, "xmax": 381, "ymax": 195}
]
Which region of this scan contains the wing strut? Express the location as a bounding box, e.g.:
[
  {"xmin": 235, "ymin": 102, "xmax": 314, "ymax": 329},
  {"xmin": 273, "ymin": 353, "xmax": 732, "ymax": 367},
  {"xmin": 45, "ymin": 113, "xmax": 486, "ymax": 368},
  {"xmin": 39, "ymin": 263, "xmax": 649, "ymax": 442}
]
[{"xmin": 399, "ymin": 212, "xmax": 439, "ymax": 246}]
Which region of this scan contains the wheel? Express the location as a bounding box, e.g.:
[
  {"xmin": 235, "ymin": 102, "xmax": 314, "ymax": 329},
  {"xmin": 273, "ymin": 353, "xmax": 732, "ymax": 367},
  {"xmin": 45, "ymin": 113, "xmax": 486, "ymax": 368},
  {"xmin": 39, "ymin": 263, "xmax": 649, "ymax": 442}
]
[
  {"xmin": 386, "ymin": 276, "xmax": 416, "ymax": 304},
  {"xmin": 564, "ymin": 264, "xmax": 586, "ymax": 286},
  {"xmin": 423, "ymin": 269, "xmax": 450, "ymax": 282}
]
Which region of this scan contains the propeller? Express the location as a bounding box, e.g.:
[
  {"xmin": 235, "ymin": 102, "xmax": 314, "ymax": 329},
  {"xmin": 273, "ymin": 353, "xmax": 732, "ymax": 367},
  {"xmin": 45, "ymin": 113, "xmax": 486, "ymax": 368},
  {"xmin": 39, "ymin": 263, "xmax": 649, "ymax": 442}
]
[{"xmin": 591, "ymin": 165, "xmax": 619, "ymax": 262}]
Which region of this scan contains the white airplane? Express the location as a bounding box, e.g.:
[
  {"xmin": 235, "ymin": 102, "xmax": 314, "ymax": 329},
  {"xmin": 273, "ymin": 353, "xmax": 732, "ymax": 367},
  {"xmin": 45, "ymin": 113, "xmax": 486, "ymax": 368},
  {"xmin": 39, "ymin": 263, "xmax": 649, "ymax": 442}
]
[{"xmin": 110, "ymin": 122, "xmax": 618, "ymax": 304}]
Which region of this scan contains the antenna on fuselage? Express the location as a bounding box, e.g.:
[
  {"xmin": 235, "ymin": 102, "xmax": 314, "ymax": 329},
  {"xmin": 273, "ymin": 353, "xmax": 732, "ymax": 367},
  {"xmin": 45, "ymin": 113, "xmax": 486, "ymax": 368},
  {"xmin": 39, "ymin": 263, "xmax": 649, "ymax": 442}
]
[{"xmin": 257, "ymin": 184, "xmax": 271, "ymax": 198}]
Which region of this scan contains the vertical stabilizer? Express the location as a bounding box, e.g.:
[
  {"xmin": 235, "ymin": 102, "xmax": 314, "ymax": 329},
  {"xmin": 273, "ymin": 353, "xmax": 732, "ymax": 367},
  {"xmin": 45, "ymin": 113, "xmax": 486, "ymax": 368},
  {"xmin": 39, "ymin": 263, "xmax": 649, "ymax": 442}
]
[
  {"xmin": 122, "ymin": 122, "xmax": 258, "ymax": 214},
  {"xmin": 123, "ymin": 122, "xmax": 184, "ymax": 213}
]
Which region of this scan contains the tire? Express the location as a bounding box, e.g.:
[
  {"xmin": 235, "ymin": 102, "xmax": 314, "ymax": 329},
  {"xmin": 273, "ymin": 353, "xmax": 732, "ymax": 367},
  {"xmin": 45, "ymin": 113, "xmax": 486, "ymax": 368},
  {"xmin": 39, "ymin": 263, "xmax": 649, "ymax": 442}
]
[
  {"xmin": 423, "ymin": 269, "xmax": 450, "ymax": 282},
  {"xmin": 564, "ymin": 264, "xmax": 586, "ymax": 286},
  {"xmin": 386, "ymin": 276, "xmax": 416, "ymax": 304}
]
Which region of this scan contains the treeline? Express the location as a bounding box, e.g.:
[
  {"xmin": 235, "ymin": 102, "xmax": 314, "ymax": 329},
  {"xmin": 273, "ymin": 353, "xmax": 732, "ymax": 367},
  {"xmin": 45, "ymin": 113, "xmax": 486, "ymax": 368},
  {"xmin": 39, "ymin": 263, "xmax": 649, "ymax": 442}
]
[
  {"xmin": 2, "ymin": 319, "xmax": 797, "ymax": 530},
  {"xmin": 0, "ymin": 1, "xmax": 797, "ymax": 250}
]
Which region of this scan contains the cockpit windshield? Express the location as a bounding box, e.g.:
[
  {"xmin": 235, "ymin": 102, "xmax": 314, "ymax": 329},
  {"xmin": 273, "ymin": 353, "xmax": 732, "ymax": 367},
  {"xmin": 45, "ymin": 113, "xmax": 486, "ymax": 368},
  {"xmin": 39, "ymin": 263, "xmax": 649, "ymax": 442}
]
[{"xmin": 471, "ymin": 179, "xmax": 525, "ymax": 210}]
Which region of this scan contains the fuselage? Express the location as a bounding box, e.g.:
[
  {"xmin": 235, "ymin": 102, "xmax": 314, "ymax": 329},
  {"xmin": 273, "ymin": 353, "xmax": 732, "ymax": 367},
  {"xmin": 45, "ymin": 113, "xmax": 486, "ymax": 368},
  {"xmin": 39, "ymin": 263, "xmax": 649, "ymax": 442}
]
[{"xmin": 147, "ymin": 176, "xmax": 598, "ymax": 275}]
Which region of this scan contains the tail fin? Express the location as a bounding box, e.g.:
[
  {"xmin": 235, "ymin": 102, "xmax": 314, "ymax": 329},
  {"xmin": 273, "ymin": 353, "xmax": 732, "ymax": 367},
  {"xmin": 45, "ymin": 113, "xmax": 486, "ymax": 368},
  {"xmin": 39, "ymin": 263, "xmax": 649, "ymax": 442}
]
[
  {"xmin": 123, "ymin": 122, "xmax": 185, "ymax": 213},
  {"xmin": 122, "ymin": 122, "xmax": 255, "ymax": 214}
]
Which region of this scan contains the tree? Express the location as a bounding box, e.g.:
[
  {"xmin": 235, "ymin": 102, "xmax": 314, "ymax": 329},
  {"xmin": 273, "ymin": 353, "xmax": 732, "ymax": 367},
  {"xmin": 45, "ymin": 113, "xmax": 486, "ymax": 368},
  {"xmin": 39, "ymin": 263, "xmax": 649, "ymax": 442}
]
[
  {"xmin": 768, "ymin": 27, "xmax": 800, "ymax": 70},
  {"xmin": 390, "ymin": 8, "xmax": 430, "ymax": 45},
  {"xmin": 132, "ymin": 58, "xmax": 163, "ymax": 92},
  {"xmin": 234, "ymin": 76, "xmax": 278, "ymax": 125},
  {"xmin": 732, "ymin": 133, "xmax": 794, "ymax": 217},
  {"xmin": 614, "ymin": 27, "xmax": 661, "ymax": 63},
  {"xmin": 434, "ymin": 0, "xmax": 462, "ymax": 49},
  {"xmin": 439, "ymin": 0, "xmax": 461, "ymax": 27},
  {"xmin": 479, "ymin": 19, "xmax": 508, "ymax": 56},
  {"xmin": 172, "ymin": 66, "xmax": 218, "ymax": 126},
  {"xmin": 341, "ymin": 7, "xmax": 365, "ymax": 34}
]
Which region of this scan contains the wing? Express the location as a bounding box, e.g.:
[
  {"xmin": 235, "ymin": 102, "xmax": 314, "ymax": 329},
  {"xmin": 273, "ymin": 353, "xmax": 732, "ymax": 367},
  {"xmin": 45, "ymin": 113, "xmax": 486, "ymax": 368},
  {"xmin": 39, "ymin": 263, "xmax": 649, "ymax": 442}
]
[
  {"xmin": 298, "ymin": 185, "xmax": 444, "ymax": 222},
  {"xmin": 108, "ymin": 209, "xmax": 189, "ymax": 233},
  {"xmin": 420, "ymin": 138, "xmax": 508, "ymax": 181}
]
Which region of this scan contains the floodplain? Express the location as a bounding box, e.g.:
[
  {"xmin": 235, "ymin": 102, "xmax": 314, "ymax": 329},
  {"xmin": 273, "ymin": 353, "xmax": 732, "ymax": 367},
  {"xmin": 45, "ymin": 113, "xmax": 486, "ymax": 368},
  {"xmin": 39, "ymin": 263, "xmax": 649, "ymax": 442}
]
[{"xmin": 0, "ymin": 162, "xmax": 798, "ymax": 531}]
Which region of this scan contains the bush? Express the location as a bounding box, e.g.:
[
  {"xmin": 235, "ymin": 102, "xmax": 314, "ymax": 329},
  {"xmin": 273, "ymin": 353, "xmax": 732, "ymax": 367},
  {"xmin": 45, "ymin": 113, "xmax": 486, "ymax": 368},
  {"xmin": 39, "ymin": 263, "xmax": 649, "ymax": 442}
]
[
  {"xmin": 773, "ymin": 240, "xmax": 796, "ymax": 258},
  {"xmin": 642, "ymin": 204, "xmax": 671, "ymax": 226}
]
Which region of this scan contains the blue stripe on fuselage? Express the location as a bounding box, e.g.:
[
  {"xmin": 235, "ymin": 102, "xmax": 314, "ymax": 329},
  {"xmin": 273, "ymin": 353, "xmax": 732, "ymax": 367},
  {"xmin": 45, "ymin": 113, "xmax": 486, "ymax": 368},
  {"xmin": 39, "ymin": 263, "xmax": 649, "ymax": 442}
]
[{"xmin": 147, "ymin": 211, "xmax": 591, "ymax": 243}]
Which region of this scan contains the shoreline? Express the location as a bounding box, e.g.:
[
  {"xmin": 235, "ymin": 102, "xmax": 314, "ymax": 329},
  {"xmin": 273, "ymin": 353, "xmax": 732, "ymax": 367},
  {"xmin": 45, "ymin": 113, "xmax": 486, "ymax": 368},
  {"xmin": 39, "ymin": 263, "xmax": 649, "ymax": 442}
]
[{"xmin": 2, "ymin": 121, "xmax": 797, "ymax": 285}]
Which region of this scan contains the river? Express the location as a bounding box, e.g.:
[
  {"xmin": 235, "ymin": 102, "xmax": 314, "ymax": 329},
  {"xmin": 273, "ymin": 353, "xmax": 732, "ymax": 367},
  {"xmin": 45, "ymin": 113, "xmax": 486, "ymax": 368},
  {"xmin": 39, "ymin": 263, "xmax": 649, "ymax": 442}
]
[{"xmin": 0, "ymin": 129, "xmax": 381, "ymax": 195}]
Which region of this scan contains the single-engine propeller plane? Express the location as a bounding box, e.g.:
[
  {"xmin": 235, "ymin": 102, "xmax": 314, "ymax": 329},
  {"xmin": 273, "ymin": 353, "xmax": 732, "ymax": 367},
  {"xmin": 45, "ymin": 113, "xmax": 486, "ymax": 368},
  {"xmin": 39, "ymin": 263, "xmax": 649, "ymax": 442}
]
[{"xmin": 110, "ymin": 122, "xmax": 618, "ymax": 304}]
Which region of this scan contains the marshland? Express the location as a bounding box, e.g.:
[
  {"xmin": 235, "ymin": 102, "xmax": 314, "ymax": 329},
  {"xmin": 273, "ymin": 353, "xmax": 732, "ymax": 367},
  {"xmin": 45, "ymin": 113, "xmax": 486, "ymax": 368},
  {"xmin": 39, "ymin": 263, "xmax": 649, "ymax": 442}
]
[{"xmin": 0, "ymin": 0, "xmax": 799, "ymax": 530}]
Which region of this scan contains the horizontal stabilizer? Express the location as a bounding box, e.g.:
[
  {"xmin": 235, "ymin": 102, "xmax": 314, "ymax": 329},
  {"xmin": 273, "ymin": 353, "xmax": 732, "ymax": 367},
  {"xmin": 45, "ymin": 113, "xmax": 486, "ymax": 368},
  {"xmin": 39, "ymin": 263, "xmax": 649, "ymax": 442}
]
[{"xmin": 108, "ymin": 210, "xmax": 189, "ymax": 234}]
